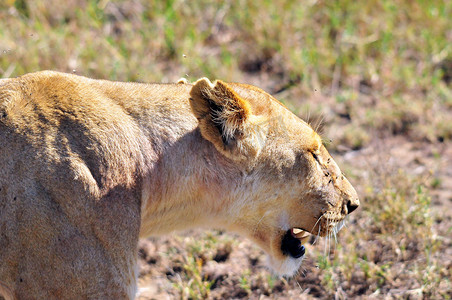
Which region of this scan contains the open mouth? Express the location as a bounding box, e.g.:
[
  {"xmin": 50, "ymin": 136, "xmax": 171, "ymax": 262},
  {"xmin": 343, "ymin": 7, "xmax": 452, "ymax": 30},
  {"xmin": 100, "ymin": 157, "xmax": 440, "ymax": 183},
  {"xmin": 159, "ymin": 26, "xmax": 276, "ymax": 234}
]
[
  {"xmin": 280, "ymin": 217, "xmax": 345, "ymax": 259},
  {"xmin": 280, "ymin": 228, "xmax": 311, "ymax": 259}
]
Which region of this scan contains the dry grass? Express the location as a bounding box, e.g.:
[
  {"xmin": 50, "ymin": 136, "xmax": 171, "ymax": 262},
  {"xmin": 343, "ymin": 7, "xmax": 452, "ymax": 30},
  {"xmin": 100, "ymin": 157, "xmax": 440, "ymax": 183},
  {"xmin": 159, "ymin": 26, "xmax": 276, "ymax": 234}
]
[{"xmin": 1, "ymin": 0, "xmax": 451, "ymax": 299}]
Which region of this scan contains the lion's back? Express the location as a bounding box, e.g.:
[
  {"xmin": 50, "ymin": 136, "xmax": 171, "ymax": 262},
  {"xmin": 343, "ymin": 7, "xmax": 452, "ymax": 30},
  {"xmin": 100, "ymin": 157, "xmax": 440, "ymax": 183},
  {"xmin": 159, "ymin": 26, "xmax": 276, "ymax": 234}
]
[
  {"xmin": 1, "ymin": 71, "xmax": 151, "ymax": 190},
  {"xmin": 0, "ymin": 71, "xmax": 149, "ymax": 251}
]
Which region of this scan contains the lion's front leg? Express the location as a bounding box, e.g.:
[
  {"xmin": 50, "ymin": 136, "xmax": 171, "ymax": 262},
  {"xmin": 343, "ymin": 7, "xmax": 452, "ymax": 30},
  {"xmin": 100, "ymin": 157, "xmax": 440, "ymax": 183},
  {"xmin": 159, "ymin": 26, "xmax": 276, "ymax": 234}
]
[{"xmin": 0, "ymin": 180, "xmax": 141, "ymax": 299}]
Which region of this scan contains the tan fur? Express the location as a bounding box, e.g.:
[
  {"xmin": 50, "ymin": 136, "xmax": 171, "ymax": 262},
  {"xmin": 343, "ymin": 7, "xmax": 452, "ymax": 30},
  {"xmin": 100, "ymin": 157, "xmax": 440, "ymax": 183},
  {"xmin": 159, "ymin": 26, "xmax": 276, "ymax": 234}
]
[
  {"xmin": 176, "ymin": 78, "xmax": 189, "ymax": 84},
  {"xmin": 0, "ymin": 71, "xmax": 359, "ymax": 299},
  {"xmin": 0, "ymin": 281, "xmax": 14, "ymax": 300}
]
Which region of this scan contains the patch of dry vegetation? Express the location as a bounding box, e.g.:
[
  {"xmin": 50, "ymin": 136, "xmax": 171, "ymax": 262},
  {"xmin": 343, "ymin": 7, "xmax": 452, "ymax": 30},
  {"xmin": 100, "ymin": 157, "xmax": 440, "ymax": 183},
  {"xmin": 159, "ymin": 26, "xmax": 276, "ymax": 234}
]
[{"xmin": 1, "ymin": 0, "xmax": 451, "ymax": 299}]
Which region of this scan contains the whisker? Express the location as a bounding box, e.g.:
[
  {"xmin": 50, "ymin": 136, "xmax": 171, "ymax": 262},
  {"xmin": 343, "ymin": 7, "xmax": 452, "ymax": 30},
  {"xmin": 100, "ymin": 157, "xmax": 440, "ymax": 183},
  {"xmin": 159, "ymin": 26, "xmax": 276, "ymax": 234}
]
[
  {"xmin": 333, "ymin": 225, "xmax": 337, "ymax": 251},
  {"xmin": 313, "ymin": 219, "xmax": 322, "ymax": 245},
  {"xmin": 341, "ymin": 218, "xmax": 347, "ymax": 230},
  {"xmin": 330, "ymin": 224, "xmax": 335, "ymax": 254},
  {"xmin": 311, "ymin": 213, "xmax": 325, "ymax": 245},
  {"xmin": 311, "ymin": 212, "xmax": 325, "ymax": 233},
  {"xmin": 323, "ymin": 219, "xmax": 330, "ymax": 257},
  {"xmin": 323, "ymin": 218, "xmax": 328, "ymax": 256},
  {"xmin": 314, "ymin": 115, "xmax": 325, "ymax": 134},
  {"xmin": 332, "ymin": 225, "xmax": 337, "ymax": 245},
  {"xmin": 326, "ymin": 218, "xmax": 331, "ymax": 256},
  {"xmin": 330, "ymin": 220, "xmax": 333, "ymax": 255},
  {"xmin": 295, "ymin": 279, "xmax": 303, "ymax": 292}
]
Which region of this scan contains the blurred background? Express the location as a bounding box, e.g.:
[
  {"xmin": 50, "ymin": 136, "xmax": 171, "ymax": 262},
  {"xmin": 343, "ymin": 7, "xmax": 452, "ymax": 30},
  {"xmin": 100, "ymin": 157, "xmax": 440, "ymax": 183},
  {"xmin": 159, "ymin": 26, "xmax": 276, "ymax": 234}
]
[{"xmin": 1, "ymin": 0, "xmax": 451, "ymax": 299}]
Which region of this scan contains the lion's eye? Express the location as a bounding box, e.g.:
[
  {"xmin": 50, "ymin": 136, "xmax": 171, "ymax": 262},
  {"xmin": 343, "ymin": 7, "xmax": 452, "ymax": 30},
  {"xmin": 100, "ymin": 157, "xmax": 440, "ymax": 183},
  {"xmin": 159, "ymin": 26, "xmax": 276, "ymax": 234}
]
[{"xmin": 312, "ymin": 152, "xmax": 320, "ymax": 163}]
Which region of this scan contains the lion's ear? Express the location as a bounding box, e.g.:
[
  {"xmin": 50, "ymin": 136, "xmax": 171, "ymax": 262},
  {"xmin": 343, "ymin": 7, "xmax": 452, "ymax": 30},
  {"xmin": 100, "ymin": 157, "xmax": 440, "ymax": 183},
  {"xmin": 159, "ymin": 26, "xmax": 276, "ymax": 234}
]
[{"xmin": 190, "ymin": 78, "xmax": 263, "ymax": 161}]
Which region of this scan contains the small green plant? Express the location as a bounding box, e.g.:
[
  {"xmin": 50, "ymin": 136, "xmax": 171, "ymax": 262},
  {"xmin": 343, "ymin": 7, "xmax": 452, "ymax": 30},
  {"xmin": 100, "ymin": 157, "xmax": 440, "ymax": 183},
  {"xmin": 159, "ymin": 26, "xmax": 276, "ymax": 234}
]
[
  {"xmin": 318, "ymin": 255, "xmax": 337, "ymax": 292},
  {"xmin": 169, "ymin": 231, "xmax": 236, "ymax": 299},
  {"xmin": 180, "ymin": 256, "xmax": 214, "ymax": 300},
  {"xmin": 265, "ymin": 274, "xmax": 277, "ymax": 290},
  {"xmin": 239, "ymin": 269, "xmax": 251, "ymax": 295}
]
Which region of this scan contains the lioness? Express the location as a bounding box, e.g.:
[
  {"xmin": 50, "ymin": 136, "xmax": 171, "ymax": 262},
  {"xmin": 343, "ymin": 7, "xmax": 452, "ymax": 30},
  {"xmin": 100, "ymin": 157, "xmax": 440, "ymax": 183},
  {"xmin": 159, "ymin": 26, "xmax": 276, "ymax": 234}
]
[{"xmin": 0, "ymin": 71, "xmax": 359, "ymax": 299}]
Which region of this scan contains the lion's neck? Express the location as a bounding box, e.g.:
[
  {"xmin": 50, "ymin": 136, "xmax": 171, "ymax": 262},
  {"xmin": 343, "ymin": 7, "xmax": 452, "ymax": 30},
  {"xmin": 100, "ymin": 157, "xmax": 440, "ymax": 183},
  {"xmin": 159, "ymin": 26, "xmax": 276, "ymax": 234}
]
[
  {"xmin": 98, "ymin": 83, "xmax": 247, "ymax": 237},
  {"xmin": 137, "ymin": 110, "xmax": 243, "ymax": 238}
]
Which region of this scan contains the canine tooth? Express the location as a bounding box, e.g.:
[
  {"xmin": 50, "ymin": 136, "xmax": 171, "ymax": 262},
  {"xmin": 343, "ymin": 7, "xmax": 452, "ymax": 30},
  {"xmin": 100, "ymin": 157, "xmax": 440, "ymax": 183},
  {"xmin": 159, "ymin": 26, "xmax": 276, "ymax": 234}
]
[
  {"xmin": 292, "ymin": 228, "xmax": 303, "ymax": 235},
  {"xmin": 291, "ymin": 228, "xmax": 308, "ymax": 239}
]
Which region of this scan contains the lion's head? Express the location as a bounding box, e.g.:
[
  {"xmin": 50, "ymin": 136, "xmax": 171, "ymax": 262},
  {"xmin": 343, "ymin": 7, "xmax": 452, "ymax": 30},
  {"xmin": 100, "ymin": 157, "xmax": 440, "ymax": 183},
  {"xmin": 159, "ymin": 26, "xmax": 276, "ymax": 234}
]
[{"xmin": 189, "ymin": 78, "xmax": 359, "ymax": 277}]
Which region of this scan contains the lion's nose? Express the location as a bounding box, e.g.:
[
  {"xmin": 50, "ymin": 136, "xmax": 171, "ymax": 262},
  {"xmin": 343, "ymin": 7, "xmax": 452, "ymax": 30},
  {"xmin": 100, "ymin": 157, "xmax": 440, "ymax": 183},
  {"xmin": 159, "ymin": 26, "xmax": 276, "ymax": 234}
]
[{"xmin": 346, "ymin": 198, "xmax": 359, "ymax": 214}]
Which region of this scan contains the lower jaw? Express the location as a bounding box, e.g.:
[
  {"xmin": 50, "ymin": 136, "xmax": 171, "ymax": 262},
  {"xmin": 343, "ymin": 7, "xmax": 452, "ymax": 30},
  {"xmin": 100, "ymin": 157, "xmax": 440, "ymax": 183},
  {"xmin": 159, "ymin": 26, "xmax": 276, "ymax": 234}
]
[{"xmin": 267, "ymin": 254, "xmax": 304, "ymax": 277}]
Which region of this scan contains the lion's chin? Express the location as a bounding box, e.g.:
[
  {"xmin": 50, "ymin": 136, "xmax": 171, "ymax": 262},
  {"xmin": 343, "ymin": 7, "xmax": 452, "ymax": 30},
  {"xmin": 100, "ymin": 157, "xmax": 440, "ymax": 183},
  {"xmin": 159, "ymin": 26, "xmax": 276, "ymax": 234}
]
[
  {"xmin": 267, "ymin": 255, "xmax": 304, "ymax": 277},
  {"xmin": 265, "ymin": 228, "xmax": 311, "ymax": 277},
  {"xmin": 266, "ymin": 220, "xmax": 347, "ymax": 277}
]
